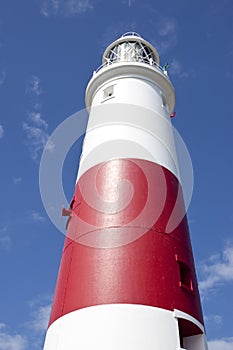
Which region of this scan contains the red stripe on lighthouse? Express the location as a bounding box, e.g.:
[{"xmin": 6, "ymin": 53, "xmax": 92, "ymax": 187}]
[{"xmin": 48, "ymin": 158, "xmax": 204, "ymax": 328}]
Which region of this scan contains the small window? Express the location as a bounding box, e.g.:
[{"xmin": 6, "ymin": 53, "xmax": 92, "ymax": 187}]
[
  {"xmin": 103, "ymin": 85, "xmax": 114, "ymax": 100},
  {"xmin": 176, "ymin": 255, "xmax": 193, "ymax": 291}
]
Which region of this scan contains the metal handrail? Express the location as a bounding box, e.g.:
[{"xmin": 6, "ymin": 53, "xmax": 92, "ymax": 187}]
[
  {"xmin": 121, "ymin": 32, "xmax": 142, "ymax": 38},
  {"xmin": 93, "ymin": 59, "xmax": 168, "ymax": 77}
]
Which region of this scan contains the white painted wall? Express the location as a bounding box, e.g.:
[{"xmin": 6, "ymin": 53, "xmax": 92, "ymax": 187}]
[
  {"xmin": 77, "ymin": 74, "xmax": 179, "ymax": 182},
  {"xmin": 44, "ymin": 304, "xmax": 180, "ymax": 350},
  {"xmin": 44, "ymin": 305, "xmax": 208, "ymax": 350}
]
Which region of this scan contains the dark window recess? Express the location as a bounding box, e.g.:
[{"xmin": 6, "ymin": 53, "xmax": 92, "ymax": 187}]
[
  {"xmin": 103, "ymin": 85, "xmax": 114, "ymax": 99},
  {"xmin": 178, "ymin": 318, "xmax": 203, "ymax": 349},
  {"xmin": 178, "ymin": 320, "xmax": 184, "ymax": 348},
  {"xmin": 70, "ymin": 198, "xmax": 75, "ymax": 209},
  {"xmin": 176, "ymin": 257, "xmax": 193, "ymax": 291}
]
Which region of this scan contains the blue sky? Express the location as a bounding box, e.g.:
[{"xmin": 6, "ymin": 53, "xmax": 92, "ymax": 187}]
[{"xmin": 0, "ymin": 0, "xmax": 232, "ymax": 349}]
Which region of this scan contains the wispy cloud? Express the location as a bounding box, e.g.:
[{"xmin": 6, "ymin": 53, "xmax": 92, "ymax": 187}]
[
  {"xmin": 226, "ymin": 41, "xmax": 233, "ymax": 78},
  {"xmin": 208, "ymin": 337, "xmax": 233, "ymax": 350},
  {"xmin": 29, "ymin": 112, "xmax": 48, "ymax": 129},
  {"xmin": 121, "ymin": 0, "xmax": 135, "ymax": 7},
  {"xmin": 158, "ymin": 18, "xmax": 176, "ymax": 37},
  {"xmin": 208, "ymin": 0, "xmax": 230, "ymax": 16},
  {"xmin": 13, "ymin": 177, "xmax": 22, "ymax": 185},
  {"xmin": 0, "ymin": 125, "xmax": 4, "ymax": 139},
  {"xmin": 26, "ymin": 76, "xmax": 42, "ymax": 96},
  {"xmin": 23, "ymin": 75, "xmax": 53, "ymax": 160},
  {"xmin": 0, "ymin": 236, "xmax": 11, "ymax": 251},
  {"xmin": 205, "ymin": 314, "xmax": 223, "ymax": 325},
  {"xmin": 169, "ymin": 59, "xmax": 193, "ymax": 79},
  {"xmin": 0, "ymin": 226, "xmax": 11, "ymax": 251},
  {"xmin": 199, "ymin": 245, "xmax": 233, "ymax": 294},
  {"xmin": 0, "ymin": 70, "xmax": 6, "ymax": 86},
  {"xmin": 40, "ymin": 0, "xmax": 93, "ymax": 17},
  {"xmin": 0, "ymin": 324, "xmax": 27, "ymax": 350},
  {"xmin": 30, "ymin": 304, "xmax": 51, "ymax": 333},
  {"xmin": 31, "ymin": 210, "xmax": 46, "ymax": 223},
  {"xmin": 156, "ymin": 17, "xmax": 178, "ymax": 54},
  {"xmin": 27, "ymin": 295, "xmax": 52, "ymax": 347},
  {"xmin": 0, "ymin": 295, "xmax": 51, "ymax": 350},
  {"xmin": 22, "ymin": 120, "xmax": 50, "ymax": 160}
]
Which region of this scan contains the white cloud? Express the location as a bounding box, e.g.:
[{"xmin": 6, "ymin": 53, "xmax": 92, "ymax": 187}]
[
  {"xmin": 0, "ymin": 70, "xmax": 6, "ymax": 86},
  {"xmin": 26, "ymin": 76, "xmax": 42, "ymax": 96},
  {"xmin": 199, "ymin": 245, "xmax": 233, "ymax": 294},
  {"xmin": 0, "ymin": 297, "xmax": 51, "ymax": 350},
  {"xmin": 205, "ymin": 314, "xmax": 223, "ymax": 325},
  {"xmin": 0, "ymin": 125, "xmax": 4, "ymax": 139},
  {"xmin": 156, "ymin": 17, "xmax": 178, "ymax": 54},
  {"xmin": 121, "ymin": 0, "xmax": 135, "ymax": 7},
  {"xmin": 24, "ymin": 76, "xmax": 53, "ymax": 160},
  {"xmin": 159, "ymin": 18, "xmax": 176, "ymax": 37},
  {"xmin": 0, "ymin": 325, "xmax": 27, "ymax": 350},
  {"xmin": 13, "ymin": 177, "xmax": 22, "ymax": 184},
  {"xmin": 169, "ymin": 59, "xmax": 191, "ymax": 79},
  {"xmin": 31, "ymin": 210, "xmax": 46, "ymax": 223},
  {"xmin": 22, "ymin": 122, "xmax": 50, "ymax": 160},
  {"xmin": 208, "ymin": 0, "xmax": 230, "ymax": 16},
  {"xmin": 0, "ymin": 235, "xmax": 11, "ymax": 251},
  {"xmin": 30, "ymin": 304, "xmax": 51, "ymax": 333},
  {"xmin": 29, "ymin": 112, "xmax": 48, "ymax": 129},
  {"xmin": 27, "ymin": 295, "xmax": 52, "ymax": 336},
  {"xmin": 208, "ymin": 337, "xmax": 233, "ymax": 350},
  {"xmin": 40, "ymin": 0, "xmax": 93, "ymax": 17},
  {"xmin": 0, "ymin": 226, "xmax": 11, "ymax": 251}
]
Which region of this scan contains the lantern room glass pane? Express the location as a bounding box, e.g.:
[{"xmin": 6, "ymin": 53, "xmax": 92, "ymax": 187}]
[{"xmin": 106, "ymin": 41, "xmax": 156, "ymax": 65}]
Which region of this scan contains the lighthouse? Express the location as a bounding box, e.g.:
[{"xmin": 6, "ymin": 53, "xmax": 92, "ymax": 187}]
[{"xmin": 43, "ymin": 32, "xmax": 208, "ymax": 349}]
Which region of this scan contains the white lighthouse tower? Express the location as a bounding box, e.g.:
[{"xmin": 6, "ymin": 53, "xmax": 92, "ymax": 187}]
[{"xmin": 43, "ymin": 32, "xmax": 208, "ymax": 350}]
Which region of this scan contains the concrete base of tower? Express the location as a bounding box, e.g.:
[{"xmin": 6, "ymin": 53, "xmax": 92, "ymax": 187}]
[{"xmin": 43, "ymin": 304, "xmax": 208, "ymax": 350}]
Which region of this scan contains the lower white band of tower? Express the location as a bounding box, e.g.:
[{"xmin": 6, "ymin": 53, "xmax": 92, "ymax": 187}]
[{"xmin": 43, "ymin": 304, "xmax": 208, "ymax": 350}]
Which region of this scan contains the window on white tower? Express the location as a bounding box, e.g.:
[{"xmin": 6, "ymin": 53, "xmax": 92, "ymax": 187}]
[{"xmin": 103, "ymin": 85, "xmax": 115, "ymax": 100}]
